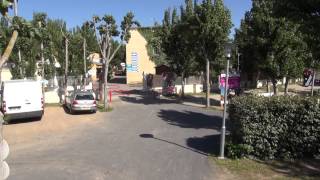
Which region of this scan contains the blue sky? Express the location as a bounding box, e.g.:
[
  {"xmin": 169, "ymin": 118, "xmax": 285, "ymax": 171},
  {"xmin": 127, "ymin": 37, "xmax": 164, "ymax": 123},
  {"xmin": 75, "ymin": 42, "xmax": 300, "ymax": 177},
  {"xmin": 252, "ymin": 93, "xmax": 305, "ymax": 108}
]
[{"xmin": 15, "ymin": 0, "xmax": 252, "ymax": 37}]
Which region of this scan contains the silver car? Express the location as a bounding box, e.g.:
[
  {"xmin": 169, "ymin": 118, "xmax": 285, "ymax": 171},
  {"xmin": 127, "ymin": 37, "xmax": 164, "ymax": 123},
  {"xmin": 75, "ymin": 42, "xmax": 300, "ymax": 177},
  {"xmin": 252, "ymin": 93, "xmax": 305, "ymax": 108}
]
[{"xmin": 65, "ymin": 91, "xmax": 97, "ymax": 114}]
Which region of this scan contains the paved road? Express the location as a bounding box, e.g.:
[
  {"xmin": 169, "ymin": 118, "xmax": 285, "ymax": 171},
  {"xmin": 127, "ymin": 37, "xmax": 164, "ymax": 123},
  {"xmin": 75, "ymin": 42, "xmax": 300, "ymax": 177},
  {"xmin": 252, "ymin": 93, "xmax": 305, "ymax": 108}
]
[{"xmin": 7, "ymin": 90, "xmax": 223, "ymax": 180}]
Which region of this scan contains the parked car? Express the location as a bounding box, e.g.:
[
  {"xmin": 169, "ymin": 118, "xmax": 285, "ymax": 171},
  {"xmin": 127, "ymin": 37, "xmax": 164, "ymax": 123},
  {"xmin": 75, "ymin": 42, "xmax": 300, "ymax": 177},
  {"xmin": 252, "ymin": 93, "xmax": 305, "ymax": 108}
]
[
  {"xmin": 64, "ymin": 90, "xmax": 97, "ymax": 114},
  {"xmin": 1, "ymin": 80, "xmax": 44, "ymax": 121}
]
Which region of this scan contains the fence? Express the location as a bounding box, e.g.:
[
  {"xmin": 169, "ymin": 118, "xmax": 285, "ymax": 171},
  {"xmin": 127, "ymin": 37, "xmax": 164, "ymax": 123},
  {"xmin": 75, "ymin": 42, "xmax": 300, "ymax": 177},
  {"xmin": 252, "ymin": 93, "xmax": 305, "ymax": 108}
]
[{"xmin": 144, "ymin": 73, "xmax": 204, "ymax": 94}]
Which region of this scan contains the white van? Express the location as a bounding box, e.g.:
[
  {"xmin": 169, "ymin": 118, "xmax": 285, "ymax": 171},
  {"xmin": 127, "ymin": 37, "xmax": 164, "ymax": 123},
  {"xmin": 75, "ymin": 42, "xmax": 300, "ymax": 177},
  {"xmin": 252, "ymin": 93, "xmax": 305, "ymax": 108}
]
[{"xmin": 1, "ymin": 80, "xmax": 44, "ymax": 121}]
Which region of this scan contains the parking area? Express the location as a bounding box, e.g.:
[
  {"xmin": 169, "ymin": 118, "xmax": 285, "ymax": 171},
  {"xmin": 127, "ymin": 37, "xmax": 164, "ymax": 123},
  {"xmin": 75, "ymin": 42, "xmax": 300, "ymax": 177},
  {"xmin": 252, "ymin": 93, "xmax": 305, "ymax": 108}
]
[
  {"xmin": 3, "ymin": 106, "xmax": 103, "ymax": 146},
  {"xmin": 4, "ymin": 90, "xmax": 222, "ymax": 180}
]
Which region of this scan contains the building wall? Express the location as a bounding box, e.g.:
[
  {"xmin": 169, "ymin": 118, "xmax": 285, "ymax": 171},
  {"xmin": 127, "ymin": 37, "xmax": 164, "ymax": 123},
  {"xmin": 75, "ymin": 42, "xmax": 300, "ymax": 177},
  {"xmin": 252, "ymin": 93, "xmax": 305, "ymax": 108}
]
[
  {"xmin": 126, "ymin": 29, "xmax": 156, "ymax": 84},
  {"xmin": 1, "ymin": 67, "xmax": 12, "ymax": 81}
]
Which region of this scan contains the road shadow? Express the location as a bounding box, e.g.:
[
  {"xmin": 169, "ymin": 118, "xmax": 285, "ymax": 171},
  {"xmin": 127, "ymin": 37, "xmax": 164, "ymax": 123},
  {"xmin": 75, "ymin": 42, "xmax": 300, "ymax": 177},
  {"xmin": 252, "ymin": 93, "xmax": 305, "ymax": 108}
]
[
  {"xmin": 139, "ymin": 133, "xmax": 209, "ymax": 156},
  {"xmin": 186, "ymin": 134, "xmax": 221, "ymax": 156},
  {"xmin": 158, "ymin": 109, "xmax": 222, "ymax": 130},
  {"xmin": 182, "ymin": 95, "xmax": 221, "ymax": 107},
  {"xmin": 119, "ymin": 90, "xmax": 179, "ymax": 105},
  {"xmin": 255, "ymin": 159, "xmax": 320, "ymax": 179},
  {"xmin": 109, "ymin": 76, "xmax": 126, "ymax": 84}
]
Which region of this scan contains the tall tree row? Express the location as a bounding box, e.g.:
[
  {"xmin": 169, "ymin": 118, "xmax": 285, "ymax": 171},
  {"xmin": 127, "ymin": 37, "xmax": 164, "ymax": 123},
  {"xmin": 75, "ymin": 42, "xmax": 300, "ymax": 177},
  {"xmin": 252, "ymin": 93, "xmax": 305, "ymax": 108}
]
[
  {"xmin": 0, "ymin": 11, "xmax": 100, "ymax": 80},
  {"xmin": 156, "ymin": 0, "xmax": 231, "ymax": 106},
  {"xmin": 235, "ymin": 0, "xmax": 310, "ymax": 95}
]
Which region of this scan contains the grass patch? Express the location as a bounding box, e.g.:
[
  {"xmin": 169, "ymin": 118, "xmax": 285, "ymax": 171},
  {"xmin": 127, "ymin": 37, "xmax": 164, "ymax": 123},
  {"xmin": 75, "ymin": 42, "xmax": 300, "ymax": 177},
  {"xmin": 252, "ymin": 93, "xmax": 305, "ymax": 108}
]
[
  {"xmin": 97, "ymin": 104, "xmax": 113, "ymax": 112},
  {"xmin": 211, "ymin": 157, "xmax": 320, "ymax": 180}
]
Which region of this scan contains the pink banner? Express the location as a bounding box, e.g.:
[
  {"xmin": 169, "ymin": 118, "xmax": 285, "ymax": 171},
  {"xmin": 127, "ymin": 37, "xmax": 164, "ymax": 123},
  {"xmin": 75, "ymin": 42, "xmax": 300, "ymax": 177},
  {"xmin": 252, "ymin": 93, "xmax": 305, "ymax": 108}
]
[{"xmin": 220, "ymin": 74, "xmax": 240, "ymax": 89}]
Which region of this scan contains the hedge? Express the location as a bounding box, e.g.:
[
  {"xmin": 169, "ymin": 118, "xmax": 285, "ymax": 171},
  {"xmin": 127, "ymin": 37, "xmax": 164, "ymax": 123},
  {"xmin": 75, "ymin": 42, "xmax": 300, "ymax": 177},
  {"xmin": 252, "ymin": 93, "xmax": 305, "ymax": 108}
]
[{"xmin": 228, "ymin": 95, "xmax": 320, "ymax": 160}]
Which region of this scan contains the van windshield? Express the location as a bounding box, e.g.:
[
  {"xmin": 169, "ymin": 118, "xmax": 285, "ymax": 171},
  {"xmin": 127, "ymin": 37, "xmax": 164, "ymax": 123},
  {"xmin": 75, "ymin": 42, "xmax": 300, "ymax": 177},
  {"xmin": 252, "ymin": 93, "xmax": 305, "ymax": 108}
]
[{"xmin": 75, "ymin": 94, "xmax": 94, "ymax": 100}]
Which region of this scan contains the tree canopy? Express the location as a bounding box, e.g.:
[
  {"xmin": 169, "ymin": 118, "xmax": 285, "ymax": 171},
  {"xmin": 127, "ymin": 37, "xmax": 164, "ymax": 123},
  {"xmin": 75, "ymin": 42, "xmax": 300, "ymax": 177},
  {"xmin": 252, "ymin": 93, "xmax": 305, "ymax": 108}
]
[{"xmin": 235, "ymin": 0, "xmax": 310, "ymax": 94}]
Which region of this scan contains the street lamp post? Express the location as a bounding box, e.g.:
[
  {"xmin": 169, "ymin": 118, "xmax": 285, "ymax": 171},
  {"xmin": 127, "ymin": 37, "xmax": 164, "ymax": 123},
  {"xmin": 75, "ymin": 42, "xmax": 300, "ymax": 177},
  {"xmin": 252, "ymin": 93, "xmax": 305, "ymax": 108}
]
[
  {"xmin": 237, "ymin": 53, "xmax": 241, "ymax": 72},
  {"xmin": 219, "ymin": 43, "xmax": 232, "ymax": 159}
]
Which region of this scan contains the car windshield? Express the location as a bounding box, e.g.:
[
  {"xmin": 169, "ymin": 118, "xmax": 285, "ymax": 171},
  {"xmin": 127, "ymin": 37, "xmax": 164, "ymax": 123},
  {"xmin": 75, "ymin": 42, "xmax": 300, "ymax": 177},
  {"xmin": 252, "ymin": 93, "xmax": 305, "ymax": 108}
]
[{"xmin": 75, "ymin": 94, "xmax": 94, "ymax": 100}]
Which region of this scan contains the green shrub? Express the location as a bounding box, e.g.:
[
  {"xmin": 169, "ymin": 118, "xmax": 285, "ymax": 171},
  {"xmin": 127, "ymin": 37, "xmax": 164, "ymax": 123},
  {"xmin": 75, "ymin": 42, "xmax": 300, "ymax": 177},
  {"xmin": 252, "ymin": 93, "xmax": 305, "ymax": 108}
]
[
  {"xmin": 228, "ymin": 95, "xmax": 320, "ymax": 160},
  {"xmin": 226, "ymin": 143, "xmax": 253, "ymax": 159}
]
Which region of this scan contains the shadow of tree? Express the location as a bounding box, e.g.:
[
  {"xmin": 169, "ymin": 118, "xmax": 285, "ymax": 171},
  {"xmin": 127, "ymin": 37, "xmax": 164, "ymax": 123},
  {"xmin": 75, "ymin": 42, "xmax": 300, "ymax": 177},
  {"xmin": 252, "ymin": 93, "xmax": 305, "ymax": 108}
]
[
  {"xmin": 182, "ymin": 95, "xmax": 221, "ymax": 107},
  {"xmin": 139, "ymin": 134, "xmax": 209, "ymax": 156},
  {"xmin": 109, "ymin": 76, "xmax": 127, "ymax": 84},
  {"xmin": 258, "ymin": 159, "xmax": 320, "ymax": 179},
  {"xmin": 158, "ymin": 109, "xmax": 222, "ymax": 130},
  {"xmin": 119, "ymin": 90, "xmax": 179, "ymax": 105},
  {"xmin": 139, "ymin": 133, "xmax": 221, "ymax": 156},
  {"xmin": 186, "ymin": 134, "xmax": 221, "ymax": 156}
]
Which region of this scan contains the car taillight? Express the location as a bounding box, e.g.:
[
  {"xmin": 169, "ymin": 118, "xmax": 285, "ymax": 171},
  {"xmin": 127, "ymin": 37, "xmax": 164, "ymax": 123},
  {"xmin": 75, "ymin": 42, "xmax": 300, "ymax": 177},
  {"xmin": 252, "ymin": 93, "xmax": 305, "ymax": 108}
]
[
  {"xmin": 2, "ymin": 100, "xmax": 6, "ymax": 113},
  {"xmin": 93, "ymin": 100, "xmax": 96, "ymax": 105},
  {"xmin": 72, "ymin": 100, "xmax": 78, "ymax": 105}
]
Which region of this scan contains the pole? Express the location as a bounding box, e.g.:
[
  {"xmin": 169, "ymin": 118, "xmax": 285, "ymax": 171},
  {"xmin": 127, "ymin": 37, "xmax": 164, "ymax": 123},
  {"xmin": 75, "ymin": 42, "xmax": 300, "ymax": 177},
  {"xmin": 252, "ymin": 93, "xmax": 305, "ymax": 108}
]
[
  {"xmin": 311, "ymin": 69, "xmax": 316, "ymax": 96},
  {"xmin": 40, "ymin": 42, "xmax": 44, "ymax": 79},
  {"xmin": 13, "ymin": 0, "xmax": 23, "ymax": 79},
  {"xmin": 65, "ymin": 38, "xmax": 68, "ymax": 88},
  {"xmin": 237, "ymin": 53, "xmax": 240, "ymax": 72},
  {"xmin": 206, "ymin": 58, "xmax": 210, "ymax": 107},
  {"xmin": 38, "ymin": 21, "xmax": 44, "ymax": 80},
  {"xmin": 219, "ymin": 57, "xmax": 230, "ymax": 159},
  {"xmin": 83, "ymin": 38, "xmax": 86, "ymax": 88},
  {"xmin": 13, "ymin": 0, "xmax": 18, "ymax": 16}
]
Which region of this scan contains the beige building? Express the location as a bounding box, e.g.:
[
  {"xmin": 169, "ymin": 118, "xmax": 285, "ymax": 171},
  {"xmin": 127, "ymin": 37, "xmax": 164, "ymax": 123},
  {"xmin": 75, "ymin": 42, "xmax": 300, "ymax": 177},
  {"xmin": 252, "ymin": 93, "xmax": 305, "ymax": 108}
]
[
  {"xmin": 126, "ymin": 29, "xmax": 156, "ymax": 84},
  {"xmin": 1, "ymin": 67, "xmax": 13, "ymax": 81},
  {"xmin": 88, "ymin": 53, "xmax": 102, "ymax": 81}
]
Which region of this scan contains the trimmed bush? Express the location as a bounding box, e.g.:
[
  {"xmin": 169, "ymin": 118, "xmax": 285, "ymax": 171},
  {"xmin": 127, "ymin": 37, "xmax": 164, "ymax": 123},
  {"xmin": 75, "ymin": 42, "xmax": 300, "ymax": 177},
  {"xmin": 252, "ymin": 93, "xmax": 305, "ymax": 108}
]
[{"xmin": 228, "ymin": 95, "xmax": 320, "ymax": 160}]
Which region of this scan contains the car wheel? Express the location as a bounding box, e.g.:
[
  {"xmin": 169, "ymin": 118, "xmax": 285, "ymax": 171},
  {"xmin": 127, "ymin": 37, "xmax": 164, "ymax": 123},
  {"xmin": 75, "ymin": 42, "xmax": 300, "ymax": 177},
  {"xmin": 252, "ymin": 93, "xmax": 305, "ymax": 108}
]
[{"xmin": 69, "ymin": 107, "xmax": 74, "ymax": 114}]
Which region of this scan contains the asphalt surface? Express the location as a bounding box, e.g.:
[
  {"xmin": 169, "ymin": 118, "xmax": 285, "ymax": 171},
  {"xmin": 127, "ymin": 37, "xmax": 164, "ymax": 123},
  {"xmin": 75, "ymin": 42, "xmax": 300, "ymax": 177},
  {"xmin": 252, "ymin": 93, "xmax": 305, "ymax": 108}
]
[{"xmin": 7, "ymin": 90, "xmax": 223, "ymax": 180}]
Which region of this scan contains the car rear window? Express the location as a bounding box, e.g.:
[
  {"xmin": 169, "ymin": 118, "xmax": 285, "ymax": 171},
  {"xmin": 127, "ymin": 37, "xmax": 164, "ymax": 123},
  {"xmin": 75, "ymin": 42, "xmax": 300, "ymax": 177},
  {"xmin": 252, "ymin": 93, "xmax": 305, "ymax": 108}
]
[{"xmin": 75, "ymin": 94, "xmax": 94, "ymax": 100}]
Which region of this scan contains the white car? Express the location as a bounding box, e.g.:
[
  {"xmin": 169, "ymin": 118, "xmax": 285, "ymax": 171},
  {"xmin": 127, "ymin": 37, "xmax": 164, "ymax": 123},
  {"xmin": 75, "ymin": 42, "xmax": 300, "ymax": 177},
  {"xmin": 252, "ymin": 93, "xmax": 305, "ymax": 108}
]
[
  {"xmin": 1, "ymin": 80, "xmax": 44, "ymax": 121},
  {"xmin": 64, "ymin": 90, "xmax": 97, "ymax": 114}
]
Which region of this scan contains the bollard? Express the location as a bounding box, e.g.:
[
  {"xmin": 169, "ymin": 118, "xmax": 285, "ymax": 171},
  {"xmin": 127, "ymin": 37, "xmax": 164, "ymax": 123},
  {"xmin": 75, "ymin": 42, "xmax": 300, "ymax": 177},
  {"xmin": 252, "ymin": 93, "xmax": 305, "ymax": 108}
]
[{"xmin": 109, "ymin": 91, "xmax": 112, "ymax": 103}]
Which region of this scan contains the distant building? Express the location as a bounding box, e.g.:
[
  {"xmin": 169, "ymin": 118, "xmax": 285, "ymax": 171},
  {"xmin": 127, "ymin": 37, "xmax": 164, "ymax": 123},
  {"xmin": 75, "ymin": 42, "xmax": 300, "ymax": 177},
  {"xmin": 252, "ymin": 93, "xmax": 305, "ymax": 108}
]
[
  {"xmin": 88, "ymin": 53, "xmax": 103, "ymax": 81},
  {"xmin": 0, "ymin": 66, "xmax": 12, "ymax": 81},
  {"xmin": 126, "ymin": 29, "xmax": 156, "ymax": 84}
]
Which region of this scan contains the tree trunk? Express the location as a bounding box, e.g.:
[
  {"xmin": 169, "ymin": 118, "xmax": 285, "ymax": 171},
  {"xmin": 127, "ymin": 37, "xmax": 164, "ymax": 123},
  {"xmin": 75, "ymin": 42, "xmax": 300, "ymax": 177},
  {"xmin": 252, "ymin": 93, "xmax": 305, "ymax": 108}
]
[
  {"xmin": 255, "ymin": 71, "xmax": 261, "ymax": 86},
  {"xmin": 41, "ymin": 41, "xmax": 44, "ymax": 79},
  {"xmin": 103, "ymin": 35, "xmax": 112, "ymax": 111},
  {"xmin": 206, "ymin": 58, "xmax": 210, "ymax": 108},
  {"xmin": 181, "ymin": 72, "xmax": 185, "ymax": 98},
  {"xmin": 104, "ymin": 62, "xmax": 109, "ymax": 110},
  {"xmin": 271, "ymin": 79, "xmax": 277, "ymax": 96},
  {"xmin": 0, "ymin": 30, "xmax": 19, "ymax": 68},
  {"xmin": 284, "ymin": 77, "xmax": 290, "ymax": 95},
  {"xmin": 102, "ymin": 39, "xmax": 109, "ymax": 110},
  {"xmin": 83, "ymin": 38, "xmax": 86, "ymax": 88},
  {"xmin": 18, "ymin": 49, "xmax": 23, "ymax": 77}
]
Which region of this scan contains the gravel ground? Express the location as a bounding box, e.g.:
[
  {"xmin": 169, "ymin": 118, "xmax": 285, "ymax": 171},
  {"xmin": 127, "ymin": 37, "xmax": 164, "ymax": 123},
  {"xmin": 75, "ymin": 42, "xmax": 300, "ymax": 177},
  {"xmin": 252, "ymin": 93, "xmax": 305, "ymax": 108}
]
[{"xmin": 5, "ymin": 91, "xmax": 222, "ymax": 180}]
